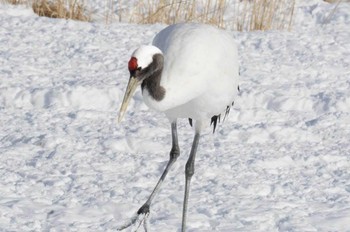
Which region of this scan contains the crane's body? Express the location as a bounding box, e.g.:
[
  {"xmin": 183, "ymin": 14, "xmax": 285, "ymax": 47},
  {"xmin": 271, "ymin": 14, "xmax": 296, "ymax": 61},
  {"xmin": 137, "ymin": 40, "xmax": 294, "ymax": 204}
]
[
  {"xmin": 143, "ymin": 23, "xmax": 239, "ymax": 121},
  {"xmin": 118, "ymin": 23, "xmax": 239, "ymax": 231}
]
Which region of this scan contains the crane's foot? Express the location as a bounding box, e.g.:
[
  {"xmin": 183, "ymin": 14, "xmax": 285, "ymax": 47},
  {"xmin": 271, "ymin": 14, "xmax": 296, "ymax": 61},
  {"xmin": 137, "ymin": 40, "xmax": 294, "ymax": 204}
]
[
  {"xmin": 137, "ymin": 204, "xmax": 150, "ymax": 215},
  {"xmin": 117, "ymin": 204, "xmax": 150, "ymax": 232}
]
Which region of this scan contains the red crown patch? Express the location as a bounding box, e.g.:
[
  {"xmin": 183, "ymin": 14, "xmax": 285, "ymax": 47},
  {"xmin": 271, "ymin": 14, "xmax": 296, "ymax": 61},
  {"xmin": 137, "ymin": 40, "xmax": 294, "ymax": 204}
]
[{"xmin": 128, "ymin": 57, "xmax": 138, "ymax": 71}]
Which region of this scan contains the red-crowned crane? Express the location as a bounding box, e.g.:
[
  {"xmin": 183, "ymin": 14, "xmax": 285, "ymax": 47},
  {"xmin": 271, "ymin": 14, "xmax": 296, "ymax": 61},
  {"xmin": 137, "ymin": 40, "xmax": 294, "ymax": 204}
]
[{"xmin": 117, "ymin": 23, "xmax": 239, "ymax": 232}]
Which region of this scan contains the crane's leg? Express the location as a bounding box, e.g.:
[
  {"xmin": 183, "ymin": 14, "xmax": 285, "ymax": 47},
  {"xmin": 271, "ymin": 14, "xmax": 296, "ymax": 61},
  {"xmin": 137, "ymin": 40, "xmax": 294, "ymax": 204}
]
[
  {"xmin": 117, "ymin": 121, "xmax": 180, "ymax": 231},
  {"xmin": 181, "ymin": 131, "xmax": 200, "ymax": 232},
  {"xmin": 137, "ymin": 121, "xmax": 180, "ymax": 214}
]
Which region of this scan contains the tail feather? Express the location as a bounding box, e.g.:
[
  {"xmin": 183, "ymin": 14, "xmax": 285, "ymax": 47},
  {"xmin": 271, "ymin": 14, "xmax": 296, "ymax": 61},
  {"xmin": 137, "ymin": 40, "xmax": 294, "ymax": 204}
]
[{"xmin": 189, "ymin": 100, "xmax": 235, "ymax": 133}]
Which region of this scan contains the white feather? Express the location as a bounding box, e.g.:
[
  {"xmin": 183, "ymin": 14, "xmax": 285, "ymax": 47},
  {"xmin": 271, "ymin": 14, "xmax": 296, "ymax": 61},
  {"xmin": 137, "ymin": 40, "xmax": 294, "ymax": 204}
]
[
  {"xmin": 138, "ymin": 23, "xmax": 239, "ymax": 122},
  {"xmin": 131, "ymin": 45, "xmax": 162, "ymax": 69}
]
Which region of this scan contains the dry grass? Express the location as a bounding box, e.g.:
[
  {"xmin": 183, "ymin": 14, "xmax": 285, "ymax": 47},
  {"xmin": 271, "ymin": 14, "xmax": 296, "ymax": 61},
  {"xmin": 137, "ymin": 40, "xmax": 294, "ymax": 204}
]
[
  {"xmin": 32, "ymin": 0, "xmax": 90, "ymax": 21},
  {"xmin": 125, "ymin": 0, "xmax": 227, "ymax": 28},
  {"xmin": 233, "ymin": 0, "xmax": 295, "ymax": 31},
  {"xmin": 1, "ymin": 0, "xmax": 297, "ymax": 30},
  {"xmin": 1, "ymin": 0, "xmax": 91, "ymax": 21},
  {"xmin": 104, "ymin": 0, "xmax": 115, "ymax": 24},
  {"xmin": 119, "ymin": 0, "xmax": 295, "ymax": 31},
  {"xmin": 1, "ymin": 0, "xmax": 26, "ymax": 4}
]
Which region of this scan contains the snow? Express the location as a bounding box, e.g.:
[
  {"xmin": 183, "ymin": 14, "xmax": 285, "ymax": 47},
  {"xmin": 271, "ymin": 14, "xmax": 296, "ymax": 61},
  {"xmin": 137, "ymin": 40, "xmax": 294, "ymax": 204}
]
[{"xmin": 1, "ymin": 1, "xmax": 350, "ymax": 231}]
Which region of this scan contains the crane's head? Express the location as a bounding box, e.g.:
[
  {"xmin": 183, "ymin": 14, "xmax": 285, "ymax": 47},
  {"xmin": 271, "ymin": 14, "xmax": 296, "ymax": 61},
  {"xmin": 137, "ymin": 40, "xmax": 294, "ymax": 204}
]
[{"xmin": 118, "ymin": 45, "xmax": 163, "ymax": 122}]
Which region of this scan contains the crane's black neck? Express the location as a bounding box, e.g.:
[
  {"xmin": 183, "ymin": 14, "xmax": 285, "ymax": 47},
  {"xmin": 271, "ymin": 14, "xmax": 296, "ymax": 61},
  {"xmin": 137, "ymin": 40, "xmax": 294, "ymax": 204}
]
[{"xmin": 141, "ymin": 53, "xmax": 165, "ymax": 101}]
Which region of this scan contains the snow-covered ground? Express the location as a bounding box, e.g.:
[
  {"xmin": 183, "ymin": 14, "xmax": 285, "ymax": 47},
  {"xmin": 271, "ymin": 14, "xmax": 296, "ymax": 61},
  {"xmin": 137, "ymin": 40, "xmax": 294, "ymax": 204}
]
[{"xmin": 1, "ymin": 1, "xmax": 350, "ymax": 231}]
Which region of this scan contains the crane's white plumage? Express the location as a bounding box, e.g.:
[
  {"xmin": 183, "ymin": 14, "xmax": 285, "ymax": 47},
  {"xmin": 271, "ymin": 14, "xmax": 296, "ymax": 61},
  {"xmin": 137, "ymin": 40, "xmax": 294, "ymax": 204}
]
[
  {"xmin": 131, "ymin": 45, "xmax": 162, "ymax": 70},
  {"xmin": 118, "ymin": 23, "xmax": 239, "ymax": 232},
  {"xmin": 142, "ymin": 23, "xmax": 239, "ymax": 122}
]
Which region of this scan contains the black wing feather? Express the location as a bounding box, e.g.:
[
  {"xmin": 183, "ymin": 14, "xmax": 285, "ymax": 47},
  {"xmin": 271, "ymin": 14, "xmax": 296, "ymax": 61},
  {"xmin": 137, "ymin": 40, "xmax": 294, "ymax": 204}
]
[
  {"xmin": 188, "ymin": 118, "xmax": 193, "ymax": 127},
  {"xmin": 211, "ymin": 101, "xmax": 234, "ymax": 133}
]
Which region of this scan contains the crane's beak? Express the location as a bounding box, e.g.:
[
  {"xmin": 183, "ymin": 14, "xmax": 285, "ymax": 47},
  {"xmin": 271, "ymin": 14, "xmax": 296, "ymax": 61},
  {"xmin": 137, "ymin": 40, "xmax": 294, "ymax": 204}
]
[{"xmin": 118, "ymin": 76, "xmax": 140, "ymax": 123}]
